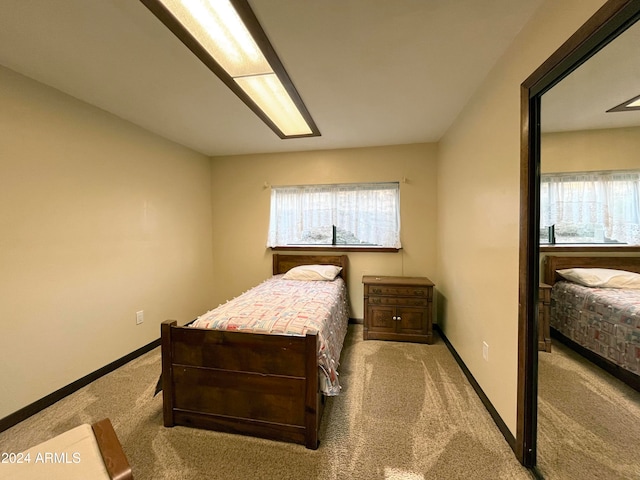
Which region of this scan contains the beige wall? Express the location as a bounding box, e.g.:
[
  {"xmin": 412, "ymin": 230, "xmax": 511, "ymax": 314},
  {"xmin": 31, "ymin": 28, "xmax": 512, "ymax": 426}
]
[
  {"xmin": 542, "ymin": 126, "xmax": 640, "ymax": 172},
  {"xmin": 210, "ymin": 143, "xmax": 438, "ymax": 319},
  {"xmin": 0, "ymin": 66, "xmax": 214, "ymax": 419},
  {"xmin": 436, "ymin": 0, "xmax": 606, "ymax": 435}
]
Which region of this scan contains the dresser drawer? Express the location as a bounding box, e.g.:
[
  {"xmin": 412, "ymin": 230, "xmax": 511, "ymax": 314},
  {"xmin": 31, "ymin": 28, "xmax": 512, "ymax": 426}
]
[
  {"xmin": 367, "ymin": 285, "xmax": 430, "ymax": 298},
  {"xmin": 367, "ymin": 296, "xmax": 429, "ymax": 307}
]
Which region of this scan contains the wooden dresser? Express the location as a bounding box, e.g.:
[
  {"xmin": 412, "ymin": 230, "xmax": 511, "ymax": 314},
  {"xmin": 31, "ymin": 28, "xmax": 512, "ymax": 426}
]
[
  {"xmin": 362, "ymin": 275, "xmax": 434, "ymax": 344},
  {"xmin": 538, "ymin": 283, "xmax": 552, "ymax": 352}
]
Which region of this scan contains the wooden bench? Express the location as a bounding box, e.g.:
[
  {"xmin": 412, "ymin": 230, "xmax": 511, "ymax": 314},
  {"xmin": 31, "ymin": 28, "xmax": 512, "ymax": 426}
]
[{"xmin": 0, "ymin": 418, "xmax": 132, "ymax": 479}]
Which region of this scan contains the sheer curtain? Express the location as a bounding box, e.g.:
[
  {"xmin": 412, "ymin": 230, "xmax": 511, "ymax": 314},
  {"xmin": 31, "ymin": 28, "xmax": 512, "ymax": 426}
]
[
  {"xmin": 267, "ymin": 182, "xmax": 401, "ymax": 247},
  {"xmin": 540, "ymin": 170, "xmax": 640, "ymax": 244}
]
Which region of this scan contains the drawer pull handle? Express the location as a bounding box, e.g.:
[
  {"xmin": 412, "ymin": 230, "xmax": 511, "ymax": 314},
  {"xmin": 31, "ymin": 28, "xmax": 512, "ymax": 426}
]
[
  {"xmin": 414, "ymin": 290, "xmax": 425, "ymax": 295},
  {"xmin": 372, "ymin": 288, "xmax": 382, "ymax": 294},
  {"xmin": 392, "ymin": 316, "xmax": 401, "ymax": 321}
]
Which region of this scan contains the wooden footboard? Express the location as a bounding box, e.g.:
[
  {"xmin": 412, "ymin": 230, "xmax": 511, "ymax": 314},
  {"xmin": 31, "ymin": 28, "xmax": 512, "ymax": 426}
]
[{"xmin": 161, "ymin": 320, "xmax": 322, "ymax": 449}]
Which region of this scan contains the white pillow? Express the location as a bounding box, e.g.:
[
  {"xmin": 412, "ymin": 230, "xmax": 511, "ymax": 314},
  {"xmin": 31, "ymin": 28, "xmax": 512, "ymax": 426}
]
[
  {"xmin": 282, "ymin": 264, "xmax": 342, "ymax": 281},
  {"xmin": 557, "ymin": 268, "xmax": 640, "ymax": 289}
]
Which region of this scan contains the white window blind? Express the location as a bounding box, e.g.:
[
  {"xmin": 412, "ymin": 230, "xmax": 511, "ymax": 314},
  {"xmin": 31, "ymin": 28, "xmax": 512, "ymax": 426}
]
[
  {"xmin": 540, "ymin": 170, "xmax": 640, "ymax": 245},
  {"xmin": 267, "ymin": 182, "xmax": 401, "ymax": 248}
]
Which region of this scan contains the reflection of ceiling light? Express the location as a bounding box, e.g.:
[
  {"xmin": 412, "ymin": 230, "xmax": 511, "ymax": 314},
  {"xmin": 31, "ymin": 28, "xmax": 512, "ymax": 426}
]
[
  {"xmin": 607, "ymin": 94, "xmax": 640, "ymax": 112},
  {"xmin": 141, "ymin": 0, "xmax": 320, "ymax": 139}
]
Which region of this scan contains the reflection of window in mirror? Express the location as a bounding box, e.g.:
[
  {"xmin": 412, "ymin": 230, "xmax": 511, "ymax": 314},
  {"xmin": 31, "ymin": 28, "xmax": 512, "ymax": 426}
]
[
  {"xmin": 539, "ymin": 169, "xmax": 640, "ymax": 245},
  {"xmin": 540, "ymin": 21, "xmax": 640, "ymax": 247}
]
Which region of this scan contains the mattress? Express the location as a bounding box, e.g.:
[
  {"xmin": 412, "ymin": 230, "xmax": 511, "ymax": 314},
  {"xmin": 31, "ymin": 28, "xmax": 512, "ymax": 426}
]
[
  {"xmin": 551, "ymin": 280, "xmax": 640, "ymax": 375},
  {"xmin": 190, "ymin": 275, "xmax": 350, "ymax": 395}
]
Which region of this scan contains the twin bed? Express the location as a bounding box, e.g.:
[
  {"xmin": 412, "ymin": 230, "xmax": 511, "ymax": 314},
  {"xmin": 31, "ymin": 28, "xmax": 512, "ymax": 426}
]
[
  {"xmin": 161, "ymin": 254, "xmax": 349, "ymax": 449},
  {"xmin": 542, "ymin": 255, "xmax": 640, "ymax": 391}
]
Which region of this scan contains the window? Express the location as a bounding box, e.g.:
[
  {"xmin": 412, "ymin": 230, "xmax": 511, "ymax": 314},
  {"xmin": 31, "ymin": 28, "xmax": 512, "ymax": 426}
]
[
  {"xmin": 267, "ymin": 182, "xmax": 401, "ymax": 248},
  {"xmin": 540, "ymin": 170, "xmax": 640, "ymax": 245}
]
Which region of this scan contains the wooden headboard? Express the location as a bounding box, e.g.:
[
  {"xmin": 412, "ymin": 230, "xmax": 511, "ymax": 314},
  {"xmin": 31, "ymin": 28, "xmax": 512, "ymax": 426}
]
[
  {"xmin": 272, "ymin": 254, "xmax": 349, "ymax": 287},
  {"xmin": 543, "ymin": 255, "xmax": 640, "ymax": 285}
]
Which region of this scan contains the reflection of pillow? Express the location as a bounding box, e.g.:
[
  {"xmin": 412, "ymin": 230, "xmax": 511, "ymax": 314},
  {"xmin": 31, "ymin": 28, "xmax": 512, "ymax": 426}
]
[
  {"xmin": 283, "ymin": 264, "xmax": 342, "ymax": 281},
  {"xmin": 557, "ymin": 268, "xmax": 640, "ymax": 289}
]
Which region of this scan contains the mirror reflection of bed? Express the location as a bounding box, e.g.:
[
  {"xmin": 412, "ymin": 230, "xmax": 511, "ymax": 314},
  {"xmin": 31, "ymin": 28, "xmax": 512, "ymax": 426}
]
[
  {"xmin": 536, "ymin": 256, "xmax": 640, "ymax": 478},
  {"xmin": 542, "ymin": 257, "xmax": 640, "ymax": 389},
  {"xmin": 538, "ymin": 17, "xmax": 640, "ymax": 475}
]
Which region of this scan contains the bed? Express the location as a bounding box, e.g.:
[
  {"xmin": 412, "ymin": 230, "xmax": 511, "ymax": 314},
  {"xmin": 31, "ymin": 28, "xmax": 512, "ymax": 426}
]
[
  {"xmin": 542, "ymin": 255, "xmax": 640, "ymax": 391},
  {"xmin": 161, "ymin": 254, "xmax": 349, "ymax": 449}
]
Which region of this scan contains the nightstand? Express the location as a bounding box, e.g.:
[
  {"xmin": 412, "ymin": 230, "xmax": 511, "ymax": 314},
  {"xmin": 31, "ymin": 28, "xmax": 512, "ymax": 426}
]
[
  {"xmin": 538, "ymin": 283, "xmax": 552, "ymax": 352},
  {"xmin": 362, "ymin": 275, "xmax": 434, "ymax": 344}
]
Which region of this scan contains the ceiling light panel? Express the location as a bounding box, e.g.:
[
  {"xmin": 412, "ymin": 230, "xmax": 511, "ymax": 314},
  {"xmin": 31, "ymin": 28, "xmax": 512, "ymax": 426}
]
[
  {"xmin": 235, "ymin": 73, "xmax": 313, "ymax": 136},
  {"xmin": 160, "ymin": 0, "xmax": 271, "ymax": 77},
  {"xmin": 607, "ymin": 93, "xmax": 640, "ymax": 112},
  {"xmin": 141, "ymin": 0, "xmax": 320, "ymax": 138}
]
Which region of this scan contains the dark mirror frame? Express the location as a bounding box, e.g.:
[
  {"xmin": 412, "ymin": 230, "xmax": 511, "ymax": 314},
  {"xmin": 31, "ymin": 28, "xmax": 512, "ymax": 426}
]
[{"xmin": 517, "ymin": 0, "xmax": 640, "ymax": 468}]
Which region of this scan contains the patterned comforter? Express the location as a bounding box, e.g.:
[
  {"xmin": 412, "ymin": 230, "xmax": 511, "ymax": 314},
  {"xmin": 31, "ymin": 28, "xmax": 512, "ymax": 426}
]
[
  {"xmin": 190, "ymin": 275, "xmax": 350, "ymax": 395},
  {"xmin": 551, "ymin": 281, "xmax": 640, "ymax": 375}
]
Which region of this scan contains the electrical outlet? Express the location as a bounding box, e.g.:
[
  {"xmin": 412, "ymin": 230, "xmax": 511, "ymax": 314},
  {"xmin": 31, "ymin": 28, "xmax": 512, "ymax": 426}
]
[
  {"xmin": 482, "ymin": 341, "xmax": 489, "ymax": 361},
  {"xmin": 136, "ymin": 310, "xmax": 144, "ymax": 325}
]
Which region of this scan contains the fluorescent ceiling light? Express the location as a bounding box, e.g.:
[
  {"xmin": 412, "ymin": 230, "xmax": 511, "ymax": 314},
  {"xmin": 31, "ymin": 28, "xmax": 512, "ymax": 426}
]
[
  {"xmin": 141, "ymin": 0, "xmax": 319, "ymax": 138},
  {"xmin": 166, "ymin": 0, "xmax": 271, "ymax": 77},
  {"xmin": 235, "ymin": 74, "xmax": 313, "ymax": 136},
  {"xmin": 607, "ymin": 93, "xmax": 640, "ymax": 112}
]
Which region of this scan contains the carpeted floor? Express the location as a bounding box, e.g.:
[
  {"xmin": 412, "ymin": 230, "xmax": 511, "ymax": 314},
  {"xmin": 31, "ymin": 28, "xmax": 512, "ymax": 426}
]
[
  {"xmin": 0, "ymin": 325, "xmax": 535, "ymax": 479},
  {"xmin": 537, "ymin": 339, "xmax": 640, "ymax": 480}
]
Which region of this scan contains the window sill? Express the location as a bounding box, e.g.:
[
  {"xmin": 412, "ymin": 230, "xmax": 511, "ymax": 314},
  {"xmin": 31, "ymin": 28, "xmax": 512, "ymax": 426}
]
[
  {"xmin": 270, "ymin": 245, "xmax": 401, "ymax": 253},
  {"xmin": 540, "ymin": 244, "xmax": 640, "ymax": 253}
]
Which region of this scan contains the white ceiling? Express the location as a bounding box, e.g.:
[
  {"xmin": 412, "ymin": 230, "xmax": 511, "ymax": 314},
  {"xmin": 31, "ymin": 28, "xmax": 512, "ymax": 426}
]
[
  {"xmin": 0, "ymin": 0, "xmax": 546, "ymax": 156},
  {"xmin": 542, "ymin": 19, "xmax": 640, "ymax": 133}
]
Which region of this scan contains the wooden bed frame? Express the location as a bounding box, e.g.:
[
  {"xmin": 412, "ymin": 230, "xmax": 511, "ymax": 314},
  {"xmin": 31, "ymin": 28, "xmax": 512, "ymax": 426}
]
[
  {"xmin": 161, "ymin": 254, "xmax": 349, "ymax": 449},
  {"xmin": 542, "ymin": 255, "xmax": 640, "ymax": 391}
]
